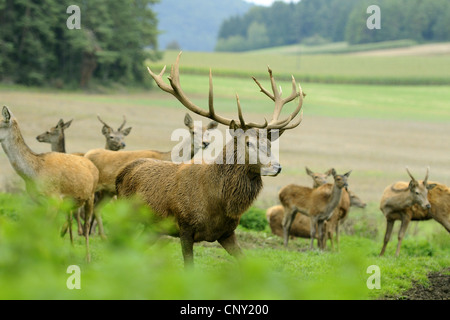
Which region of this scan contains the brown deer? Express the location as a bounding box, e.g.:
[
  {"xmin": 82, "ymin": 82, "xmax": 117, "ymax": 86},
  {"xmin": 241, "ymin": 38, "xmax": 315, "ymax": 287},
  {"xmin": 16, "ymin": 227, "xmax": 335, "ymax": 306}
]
[
  {"xmin": 425, "ymin": 183, "xmax": 450, "ymax": 233},
  {"xmin": 115, "ymin": 52, "xmax": 304, "ymax": 266},
  {"xmin": 267, "ymin": 189, "xmax": 366, "ymax": 248},
  {"xmin": 279, "ymin": 169, "xmax": 351, "ymax": 250},
  {"xmin": 379, "ymin": 167, "xmax": 435, "ymax": 257},
  {"xmin": 306, "ymin": 166, "xmax": 333, "ymax": 188},
  {"xmin": 84, "ymin": 113, "xmax": 218, "ymax": 197},
  {"xmin": 36, "ymin": 119, "xmax": 73, "ymax": 153},
  {"xmin": 305, "ymin": 166, "xmax": 366, "ymax": 250},
  {"xmin": 97, "ymin": 115, "xmax": 132, "ymax": 151},
  {"xmin": 0, "ymin": 106, "xmax": 99, "ymax": 262}
]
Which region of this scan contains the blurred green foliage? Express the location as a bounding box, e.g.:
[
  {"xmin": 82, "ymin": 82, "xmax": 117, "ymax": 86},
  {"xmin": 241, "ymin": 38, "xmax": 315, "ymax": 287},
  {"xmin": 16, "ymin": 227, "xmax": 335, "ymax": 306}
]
[
  {"xmin": 0, "ymin": 192, "xmax": 448, "ymax": 300},
  {"xmin": 239, "ymin": 207, "xmax": 268, "ymax": 231}
]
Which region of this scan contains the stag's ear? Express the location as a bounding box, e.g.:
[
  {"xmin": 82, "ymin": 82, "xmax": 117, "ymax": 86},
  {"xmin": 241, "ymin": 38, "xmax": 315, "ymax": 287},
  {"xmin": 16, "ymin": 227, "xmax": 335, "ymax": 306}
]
[
  {"xmin": 2, "ymin": 106, "xmax": 12, "ymax": 122},
  {"xmin": 344, "ymin": 170, "xmax": 352, "ymax": 178},
  {"xmin": 184, "ymin": 113, "xmax": 194, "ymax": 130},
  {"xmin": 207, "ymin": 121, "xmax": 218, "ymax": 130},
  {"xmin": 305, "ymin": 167, "xmax": 313, "ymax": 176},
  {"xmin": 122, "ymin": 127, "xmax": 132, "ymax": 136},
  {"xmin": 228, "ymin": 120, "xmax": 240, "ymax": 133}
]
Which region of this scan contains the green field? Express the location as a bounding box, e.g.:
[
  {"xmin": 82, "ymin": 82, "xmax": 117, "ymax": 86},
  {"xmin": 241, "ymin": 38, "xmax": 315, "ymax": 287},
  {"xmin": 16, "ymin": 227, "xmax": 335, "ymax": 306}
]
[
  {"xmin": 0, "ymin": 47, "xmax": 449, "ymax": 300},
  {"xmin": 151, "ymin": 49, "xmax": 450, "ymax": 85}
]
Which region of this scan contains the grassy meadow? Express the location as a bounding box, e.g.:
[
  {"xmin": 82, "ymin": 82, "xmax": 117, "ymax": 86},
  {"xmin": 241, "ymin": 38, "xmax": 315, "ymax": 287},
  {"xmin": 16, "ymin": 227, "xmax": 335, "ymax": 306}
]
[{"xmin": 0, "ymin": 46, "xmax": 449, "ymax": 300}]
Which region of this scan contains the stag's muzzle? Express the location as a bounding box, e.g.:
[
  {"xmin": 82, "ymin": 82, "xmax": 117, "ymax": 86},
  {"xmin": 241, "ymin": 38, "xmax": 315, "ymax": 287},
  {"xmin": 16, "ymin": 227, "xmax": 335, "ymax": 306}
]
[{"xmin": 261, "ymin": 162, "xmax": 282, "ymax": 176}]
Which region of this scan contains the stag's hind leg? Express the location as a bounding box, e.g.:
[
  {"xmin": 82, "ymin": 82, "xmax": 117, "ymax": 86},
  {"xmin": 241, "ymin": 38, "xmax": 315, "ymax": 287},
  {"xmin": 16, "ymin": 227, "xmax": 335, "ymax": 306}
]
[{"xmin": 218, "ymin": 232, "xmax": 244, "ymax": 259}]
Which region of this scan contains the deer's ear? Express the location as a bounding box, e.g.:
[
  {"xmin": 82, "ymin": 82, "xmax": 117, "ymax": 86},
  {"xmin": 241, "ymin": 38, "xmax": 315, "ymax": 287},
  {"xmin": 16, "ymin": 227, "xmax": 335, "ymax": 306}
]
[
  {"xmin": 325, "ymin": 168, "xmax": 333, "ymax": 176},
  {"xmin": 305, "ymin": 167, "xmax": 313, "ymax": 176},
  {"xmin": 62, "ymin": 119, "xmax": 73, "ymax": 130},
  {"xmin": 427, "ymin": 183, "xmax": 437, "ymax": 190},
  {"xmin": 2, "ymin": 106, "xmax": 12, "ymax": 122},
  {"xmin": 229, "ymin": 120, "xmax": 240, "ymax": 133},
  {"xmin": 331, "ymin": 168, "xmax": 337, "ymax": 177},
  {"xmin": 101, "ymin": 125, "xmax": 112, "ymax": 136},
  {"xmin": 207, "ymin": 121, "xmax": 218, "ymax": 130},
  {"xmin": 184, "ymin": 113, "xmax": 194, "ymax": 130},
  {"xmin": 122, "ymin": 127, "xmax": 132, "ymax": 136},
  {"xmin": 344, "ymin": 170, "xmax": 352, "ymax": 178}
]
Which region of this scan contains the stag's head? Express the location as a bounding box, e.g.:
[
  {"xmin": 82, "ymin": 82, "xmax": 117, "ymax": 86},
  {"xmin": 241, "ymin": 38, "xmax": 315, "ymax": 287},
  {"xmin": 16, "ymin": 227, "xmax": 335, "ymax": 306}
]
[
  {"xmin": 36, "ymin": 119, "xmax": 72, "ymax": 145},
  {"xmin": 147, "ymin": 52, "xmax": 304, "ymax": 177},
  {"xmin": 97, "ymin": 115, "xmax": 132, "ymax": 151},
  {"xmin": 405, "ymin": 167, "xmax": 435, "ymax": 209}
]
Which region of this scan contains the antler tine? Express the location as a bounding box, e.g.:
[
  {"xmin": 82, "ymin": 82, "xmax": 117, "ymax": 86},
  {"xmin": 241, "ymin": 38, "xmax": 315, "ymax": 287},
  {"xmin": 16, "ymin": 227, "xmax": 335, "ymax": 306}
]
[
  {"xmin": 252, "ymin": 68, "xmax": 304, "ymax": 131},
  {"xmin": 424, "ymin": 166, "xmax": 430, "ymax": 184},
  {"xmin": 235, "ymin": 94, "xmax": 268, "ymax": 129},
  {"xmin": 147, "ymin": 52, "xmax": 302, "ymax": 131},
  {"xmin": 118, "ymin": 115, "xmax": 127, "ymax": 131},
  {"xmin": 406, "ymin": 167, "xmax": 416, "ymax": 181},
  {"xmin": 97, "ymin": 115, "xmax": 110, "ymax": 128}
]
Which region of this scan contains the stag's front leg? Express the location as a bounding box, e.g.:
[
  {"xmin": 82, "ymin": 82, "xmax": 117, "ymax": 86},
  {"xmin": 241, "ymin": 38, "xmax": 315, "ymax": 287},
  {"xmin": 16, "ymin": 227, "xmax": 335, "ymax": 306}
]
[{"xmin": 218, "ymin": 232, "xmax": 244, "ymax": 259}]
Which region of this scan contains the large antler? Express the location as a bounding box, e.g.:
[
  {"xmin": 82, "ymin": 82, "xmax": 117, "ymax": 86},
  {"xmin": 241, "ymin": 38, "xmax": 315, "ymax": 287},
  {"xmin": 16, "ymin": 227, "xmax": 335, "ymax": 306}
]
[
  {"xmin": 147, "ymin": 51, "xmax": 304, "ymax": 132},
  {"xmin": 252, "ymin": 67, "xmax": 304, "ymax": 133}
]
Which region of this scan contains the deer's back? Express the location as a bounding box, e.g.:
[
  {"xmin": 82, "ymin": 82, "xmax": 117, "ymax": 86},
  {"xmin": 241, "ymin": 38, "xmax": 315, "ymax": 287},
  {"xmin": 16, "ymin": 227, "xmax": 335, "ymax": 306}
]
[
  {"xmin": 279, "ymin": 184, "xmax": 313, "ymax": 210},
  {"xmin": 38, "ymin": 152, "xmax": 98, "ymax": 203},
  {"xmin": 85, "ymin": 148, "xmax": 168, "ymax": 193}
]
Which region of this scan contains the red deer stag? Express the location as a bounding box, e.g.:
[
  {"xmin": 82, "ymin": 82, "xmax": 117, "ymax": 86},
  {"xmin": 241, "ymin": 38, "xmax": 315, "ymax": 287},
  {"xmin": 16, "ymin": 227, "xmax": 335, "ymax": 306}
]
[
  {"xmin": 379, "ymin": 167, "xmax": 435, "ymax": 257},
  {"xmin": 279, "ymin": 169, "xmax": 351, "ymax": 250},
  {"xmin": 0, "ymin": 106, "xmax": 99, "ymax": 262},
  {"xmin": 115, "ymin": 52, "xmax": 304, "ymax": 266}
]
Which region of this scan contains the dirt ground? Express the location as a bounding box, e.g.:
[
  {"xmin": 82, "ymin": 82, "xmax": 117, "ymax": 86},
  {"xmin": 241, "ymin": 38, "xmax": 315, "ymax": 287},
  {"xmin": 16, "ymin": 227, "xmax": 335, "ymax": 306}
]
[{"xmin": 384, "ymin": 268, "xmax": 450, "ymax": 300}]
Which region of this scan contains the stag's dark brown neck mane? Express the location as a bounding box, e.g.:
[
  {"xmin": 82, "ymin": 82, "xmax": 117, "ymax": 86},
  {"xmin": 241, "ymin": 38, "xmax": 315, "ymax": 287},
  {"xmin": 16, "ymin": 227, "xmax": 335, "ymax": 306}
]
[{"xmin": 215, "ymin": 163, "xmax": 263, "ymax": 217}]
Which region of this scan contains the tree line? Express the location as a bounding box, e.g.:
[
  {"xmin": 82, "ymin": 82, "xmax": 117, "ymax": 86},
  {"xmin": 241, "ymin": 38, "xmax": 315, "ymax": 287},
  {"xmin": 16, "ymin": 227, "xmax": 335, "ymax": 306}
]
[
  {"xmin": 216, "ymin": 0, "xmax": 450, "ymax": 52},
  {"xmin": 0, "ymin": 0, "xmax": 160, "ymax": 88}
]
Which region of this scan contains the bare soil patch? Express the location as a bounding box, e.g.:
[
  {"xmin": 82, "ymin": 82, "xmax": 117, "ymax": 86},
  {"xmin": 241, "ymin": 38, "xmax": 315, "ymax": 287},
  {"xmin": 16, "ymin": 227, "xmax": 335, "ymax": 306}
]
[{"xmin": 384, "ymin": 268, "xmax": 450, "ymax": 300}]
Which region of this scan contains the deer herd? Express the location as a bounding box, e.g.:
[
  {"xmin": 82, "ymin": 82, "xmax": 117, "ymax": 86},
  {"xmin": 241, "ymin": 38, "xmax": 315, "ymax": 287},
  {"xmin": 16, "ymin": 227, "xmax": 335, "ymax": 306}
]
[{"xmin": 0, "ymin": 52, "xmax": 449, "ymax": 266}]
